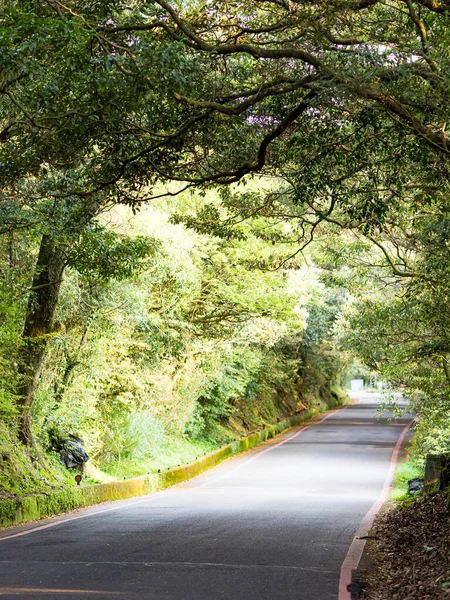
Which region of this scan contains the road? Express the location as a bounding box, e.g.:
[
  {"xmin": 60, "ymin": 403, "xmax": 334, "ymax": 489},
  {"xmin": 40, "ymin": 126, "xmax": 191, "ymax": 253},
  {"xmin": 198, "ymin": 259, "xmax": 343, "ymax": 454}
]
[{"xmin": 0, "ymin": 393, "xmax": 412, "ymax": 599}]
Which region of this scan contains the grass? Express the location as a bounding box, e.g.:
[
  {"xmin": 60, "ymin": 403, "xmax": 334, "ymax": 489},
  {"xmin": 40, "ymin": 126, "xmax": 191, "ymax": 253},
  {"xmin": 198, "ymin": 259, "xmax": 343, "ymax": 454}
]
[
  {"xmin": 99, "ymin": 436, "xmax": 218, "ymax": 479},
  {"xmin": 89, "ymin": 389, "xmax": 349, "ymax": 481},
  {"xmin": 390, "ymin": 458, "xmax": 424, "ymax": 501}
]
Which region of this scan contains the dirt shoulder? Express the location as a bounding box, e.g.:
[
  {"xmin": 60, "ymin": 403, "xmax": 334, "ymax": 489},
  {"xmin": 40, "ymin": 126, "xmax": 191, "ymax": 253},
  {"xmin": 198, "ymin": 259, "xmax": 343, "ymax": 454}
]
[{"xmin": 364, "ymin": 491, "xmax": 450, "ymax": 600}]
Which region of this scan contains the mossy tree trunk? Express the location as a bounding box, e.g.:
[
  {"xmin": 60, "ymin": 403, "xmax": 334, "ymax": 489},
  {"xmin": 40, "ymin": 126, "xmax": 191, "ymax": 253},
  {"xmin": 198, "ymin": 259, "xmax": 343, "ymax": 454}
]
[{"xmin": 16, "ymin": 235, "xmax": 67, "ymax": 448}]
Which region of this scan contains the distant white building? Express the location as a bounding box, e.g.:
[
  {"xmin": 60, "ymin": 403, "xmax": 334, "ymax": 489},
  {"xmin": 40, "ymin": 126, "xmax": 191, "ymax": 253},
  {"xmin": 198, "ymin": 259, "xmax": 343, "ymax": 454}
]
[{"xmin": 350, "ymin": 379, "xmax": 364, "ymax": 392}]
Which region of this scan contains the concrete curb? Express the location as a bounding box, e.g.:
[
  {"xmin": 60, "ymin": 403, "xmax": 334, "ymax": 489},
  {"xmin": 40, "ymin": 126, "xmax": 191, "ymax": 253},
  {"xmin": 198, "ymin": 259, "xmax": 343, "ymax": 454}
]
[{"xmin": 0, "ymin": 406, "xmax": 338, "ymax": 528}]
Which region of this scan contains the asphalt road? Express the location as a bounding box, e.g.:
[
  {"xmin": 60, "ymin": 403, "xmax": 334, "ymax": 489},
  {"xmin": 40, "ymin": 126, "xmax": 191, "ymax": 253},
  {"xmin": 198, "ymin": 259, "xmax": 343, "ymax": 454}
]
[{"xmin": 0, "ymin": 393, "xmax": 412, "ymax": 600}]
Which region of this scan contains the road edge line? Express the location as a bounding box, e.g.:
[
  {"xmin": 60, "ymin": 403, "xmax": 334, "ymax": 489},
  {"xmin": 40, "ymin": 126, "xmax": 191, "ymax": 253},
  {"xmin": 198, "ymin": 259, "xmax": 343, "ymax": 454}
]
[
  {"xmin": 0, "ymin": 402, "xmax": 351, "ymax": 538},
  {"xmin": 338, "ymin": 419, "xmax": 414, "ymax": 600},
  {"xmin": 191, "ymin": 406, "xmax": 344, "ymax": 489}
]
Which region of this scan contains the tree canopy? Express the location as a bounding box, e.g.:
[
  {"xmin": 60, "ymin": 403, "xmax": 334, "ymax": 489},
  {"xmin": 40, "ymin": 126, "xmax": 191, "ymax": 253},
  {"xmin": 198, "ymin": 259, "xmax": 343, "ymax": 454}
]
[
  {"xmin": 1, "ymin": 0, "xmax": 450, "ymax": 465},
  {"xmin": 2, "ymin": 0, "xmax": 450, "ymax": 197}
]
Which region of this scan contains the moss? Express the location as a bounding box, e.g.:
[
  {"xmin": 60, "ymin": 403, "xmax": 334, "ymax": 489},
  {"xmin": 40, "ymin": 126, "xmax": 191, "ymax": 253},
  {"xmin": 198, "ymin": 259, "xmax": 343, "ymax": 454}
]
[
  {"xmin": 0, "ymin": 498, "xmax": 17, "ymax": 525},
  {"xmin": 0, "ymin": 397, "xmax": 347, "ymax": 528},
  {"xmin": 0, "ymin": 424, "xmax": 50, "ymax": 496}
]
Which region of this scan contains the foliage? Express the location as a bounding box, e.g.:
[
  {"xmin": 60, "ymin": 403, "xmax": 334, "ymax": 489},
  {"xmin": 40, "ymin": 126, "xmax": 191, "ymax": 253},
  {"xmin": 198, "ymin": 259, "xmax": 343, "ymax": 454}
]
[
  {"xmin": 0, "ymin": 193, "xmax": 348, "ymax": 494},
  {"xmin": 2, "ymin": 1, "xmax": 450, "ymax": 204},
  {"xmin": 0, "ymin": 422, "xmax": 74, "ymax": 497},
  {"xmin": 390, "ymin": 459, "xmax": 424, "ymax": 502},
  {"xmin": 0, "ymin": 230, "xmax": 36, "ymax": 421},
  {"xmin": 67, "ymin": 225, "xmax": 159, "ymax": 282},
  {"xmin": 327, "ymin": 233, "xmax": 450, "ymax": 459},
  {"xmin": 2, "ymin": 0, "xmax": 450, "ymax": 491}
]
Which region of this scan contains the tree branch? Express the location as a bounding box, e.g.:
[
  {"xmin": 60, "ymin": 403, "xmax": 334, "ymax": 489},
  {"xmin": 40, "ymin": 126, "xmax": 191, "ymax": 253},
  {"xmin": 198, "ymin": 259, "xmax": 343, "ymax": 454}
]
[
  {"xmin": 147, "ymin": 92, "xmax": 315, "ymax": 185},
  {"xmin": 174, "ymin": 75, "xmax": 320, "ymax": 115},
  {"xmin": 412, "ymin": 0, "xmax": 450, "ymax": 13},
  {"xmin": 365, "ymin": 235, "xmax": 416, "ymax": 277}
]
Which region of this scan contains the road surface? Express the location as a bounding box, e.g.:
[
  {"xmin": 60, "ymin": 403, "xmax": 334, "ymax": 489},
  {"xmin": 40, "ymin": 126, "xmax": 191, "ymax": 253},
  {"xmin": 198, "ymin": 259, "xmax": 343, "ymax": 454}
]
[{"xmin": 0, "ymin": 393, "xmax": 412, "ymax": 599}]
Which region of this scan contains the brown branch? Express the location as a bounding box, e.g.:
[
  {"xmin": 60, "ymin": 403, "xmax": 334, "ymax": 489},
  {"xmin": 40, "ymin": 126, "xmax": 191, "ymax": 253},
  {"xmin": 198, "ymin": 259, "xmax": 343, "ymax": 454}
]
[
  {"xmin": 0, "ymin": 120, "xmax": 21, "ymax": 142},
  {"xmin": 404, "ymin": 0, "xmax": 439, "ymax": 73},
  {"xmin": 153, "ymin": 1, "xmax": 449, "ymax": 156},
  {"xmin": 219, "ymin": 76, "xmax": 300, "ymax": 101},
  {"xmin": 442, "ymin": 357, "xmax": 450, "ymax": 385},
  {"xmin": 346, "ymin": 0, "xmax": 380, "ymax": 7},
  {"xmin": 0, "ymin": 74, "xmax": 27, "ymax": 93},
  {"xmin": 154, "ymin": 0, "xmax": 324, "ymax": 68},
  {"xmin": 412, "ymin": 0, "xmax": 450, "ymax": 13},
  {"xmin": 148, "ymin": 93, "xmax": 315, "ymax": 185},
  {"xmin": 47, "ymin": 112, "xmax": 212, "ymax": 199},
  {"xmin": 98, "ymin": 21, "xmax": 167, "ymax": 33},
  {"xmin": 365, "ymin": 235, "xmax": 416, "ymax": 277},
  {"xmin": 355, "ymin": 87, "xmax": 449, "ymax": 153},
  {"xmin": 174, "ymin": 75, "xmax": 320, "ymax": 115},
  {"xmin": 323, "ymin": 31, "xmax": 365, "ymax": 45}
]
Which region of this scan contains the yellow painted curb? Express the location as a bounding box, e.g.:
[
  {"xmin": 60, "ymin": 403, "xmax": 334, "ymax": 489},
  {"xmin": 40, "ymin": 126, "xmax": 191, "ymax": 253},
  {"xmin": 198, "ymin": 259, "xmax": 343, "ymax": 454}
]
[{"xmin": 0, "ymin": 403, "xmax": 344, "ymax": 528}]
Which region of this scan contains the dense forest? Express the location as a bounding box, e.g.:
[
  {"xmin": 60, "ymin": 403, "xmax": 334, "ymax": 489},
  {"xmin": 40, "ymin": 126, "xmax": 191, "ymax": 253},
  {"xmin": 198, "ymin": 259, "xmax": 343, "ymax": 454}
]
[
  {"xmin": 1, "ymin": 179, "xmax": 352, "ymax": 492},
  {"xmin": 1, "ymin": 0, "xmax": 449, "ymax": 499}
]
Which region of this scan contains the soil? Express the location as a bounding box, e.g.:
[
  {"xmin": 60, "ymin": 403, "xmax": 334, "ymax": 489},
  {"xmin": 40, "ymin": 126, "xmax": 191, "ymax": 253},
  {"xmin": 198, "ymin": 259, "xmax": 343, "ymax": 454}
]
[{"xmin": 365, "ymin": 491, "xmax": 450, "ymax": 600}]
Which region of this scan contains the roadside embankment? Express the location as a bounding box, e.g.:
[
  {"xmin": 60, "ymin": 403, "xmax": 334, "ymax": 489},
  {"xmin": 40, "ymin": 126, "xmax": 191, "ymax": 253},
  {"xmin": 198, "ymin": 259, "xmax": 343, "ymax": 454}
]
[
  {"xmin": 0, "ymin": 403, "xmax": 345, "ymax": 528},
  {"xmin": 359, "ymin": 453, "xmax": 450, "ymax": 600},
  {"xmin": 365, "ymin": 490, "xmax": 449, "ymax": 600}
]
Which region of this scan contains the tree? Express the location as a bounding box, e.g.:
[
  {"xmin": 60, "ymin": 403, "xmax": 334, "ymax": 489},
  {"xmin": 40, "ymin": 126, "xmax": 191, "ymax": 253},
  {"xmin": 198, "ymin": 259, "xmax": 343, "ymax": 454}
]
[
  {"xmin": 2, "ymin": 0, "xmax": 450, "ymax": 448},
  {"xmin": 3, "ymin": 1, "xmax": 450, "ymax": 194},
  {"xmin": 2, "ymin": 189, "xmax": 156, "ymax": 446},
  {"xmin": 1, "ymin": 0, "xmax": 208, "ymax": 445}
]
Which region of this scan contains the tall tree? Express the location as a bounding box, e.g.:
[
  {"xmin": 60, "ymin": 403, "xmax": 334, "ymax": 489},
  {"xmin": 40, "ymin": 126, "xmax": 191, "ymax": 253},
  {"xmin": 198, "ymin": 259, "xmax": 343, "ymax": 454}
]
[{"xmin": 2, "ymin": 0, "xmax": 450, "ymax": 446}]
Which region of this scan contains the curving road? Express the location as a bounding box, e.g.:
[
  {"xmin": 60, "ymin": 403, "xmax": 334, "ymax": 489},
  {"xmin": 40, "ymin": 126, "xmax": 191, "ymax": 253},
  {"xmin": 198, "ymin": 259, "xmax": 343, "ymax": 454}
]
[{"xmin": 0, "ymin": 393, "xmax": 412, "ymax": 600}]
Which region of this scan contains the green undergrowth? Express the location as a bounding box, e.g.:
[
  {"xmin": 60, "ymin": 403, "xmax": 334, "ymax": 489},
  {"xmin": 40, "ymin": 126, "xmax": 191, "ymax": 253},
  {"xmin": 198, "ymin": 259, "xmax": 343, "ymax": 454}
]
[
  {"xmin": 100, "ymin": 435, "xmax": 217, "ymax": 479},
  {"xmin": 390, "ymin": 457, "xmax": 424, "ymax": 501},
  {"xmin": 0, "ymin": 422, "xmax": 79, "ymax": 498},
  {"xmin": 98, "ymin": 387, "xmax": 347, "ymax": 480},
  {"xmin": 1, "ymin": 384, "xmax": 348, "ymax": 498}
]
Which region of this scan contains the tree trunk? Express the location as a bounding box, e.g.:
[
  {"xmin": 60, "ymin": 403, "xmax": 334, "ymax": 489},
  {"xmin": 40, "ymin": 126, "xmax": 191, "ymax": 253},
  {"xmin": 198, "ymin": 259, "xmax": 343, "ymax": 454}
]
[
  {"xmin": 424, "ymin": 453, "xmax": 450, "ymax": 491},
  {"xmin": 16, "ymin": 235, "xmax": 67, "ymax": 447}
]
